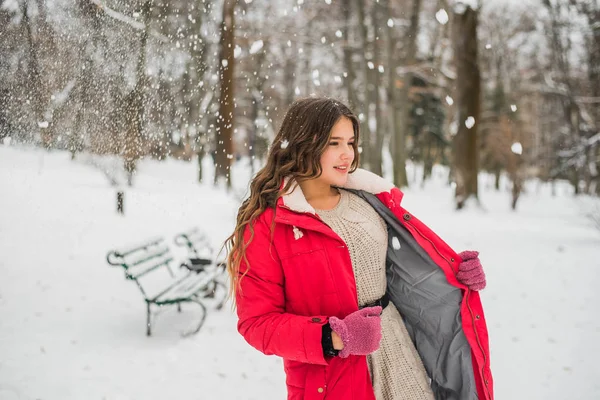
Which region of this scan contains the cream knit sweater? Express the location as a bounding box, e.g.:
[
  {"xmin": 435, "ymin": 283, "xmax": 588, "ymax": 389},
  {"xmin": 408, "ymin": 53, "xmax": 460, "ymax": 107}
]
[{"xmin": 316, "ymin": 189, "xmax": 435, "ymax": 400}]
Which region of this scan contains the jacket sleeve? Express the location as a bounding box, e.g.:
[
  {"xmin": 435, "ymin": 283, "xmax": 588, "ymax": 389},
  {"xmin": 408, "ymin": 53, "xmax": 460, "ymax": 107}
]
[{"xmin": 236, "ymin": 214, "xmax": 329, "ymax": 365}]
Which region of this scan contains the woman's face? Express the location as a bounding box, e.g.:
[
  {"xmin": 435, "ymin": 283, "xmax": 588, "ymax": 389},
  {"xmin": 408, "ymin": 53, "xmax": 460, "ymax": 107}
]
[{"xmin": 317, "ymin": 116, "xmax": 356, "ymax": 187}]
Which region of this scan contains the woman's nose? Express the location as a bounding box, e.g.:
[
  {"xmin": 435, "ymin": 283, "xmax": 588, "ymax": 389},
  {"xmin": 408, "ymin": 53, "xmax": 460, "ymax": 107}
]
[{"xmin": 341, "ymin": 147, "xmax": 353, "ymax": 160}]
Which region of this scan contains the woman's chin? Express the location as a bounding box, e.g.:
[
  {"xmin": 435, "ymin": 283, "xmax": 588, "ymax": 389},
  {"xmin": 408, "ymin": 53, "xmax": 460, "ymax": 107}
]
[{"xmin": 332, "ymin": 175, "xmax": 349, "ymax": 187}]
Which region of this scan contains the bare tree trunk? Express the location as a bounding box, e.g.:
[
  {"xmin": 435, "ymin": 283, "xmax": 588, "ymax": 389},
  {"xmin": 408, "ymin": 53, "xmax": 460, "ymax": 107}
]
[
  {"xmin": 422, "ymin": 140, "xmax": 433, "ymax": 187},
  {"xmin": 249, "ymin": 96, "xmax": 259, "ymax": 177},
  {"xmin": 183, "ymin": 2, "xmax": 208, "ymax": 164},
  {"xmin": 342, "ymin": 0, "xmax": 360, "ymax": 112},
  {"xmin": 393, "ymin": 0, "xmax": 421, "ymax": 188},
  {"xmin": 583, "ymin": 5, "xmax": 600, "ymax": 195},
  {"xmin": 71, "ymin": 55, "xmax": 91, "ymax": 160},
  {"xmin": 370, "ymin": 1, "xmax": 384, "ymax": 176},
  {"xmin": 588, "ymin": 8, "xmax": 600, "ymax": 131},
  {"xmin": 214, "ymin": 0, "xmax": 235, "ymax": 189},
  {"xmin": 452, "ymin": 5, "xmax": 480, "ymax": 209},
  {"xmin": 123, "ymin": 0, "xmax": 151, "ymax": 186},
  {"xmin": 494, "ymin": 167, "xmax": 501, "ymax": 190},
  {"xmin": 21, "ymin": 1, "xmax": 46, "ymax": 147},
  {"xmin": 355, "ymin": 0, "xmax": 371, "ymax": 169},
  {"xmin": 248, "ymin": 44, "xmax": 268, "ymax": 177},
  {"xmin": 303, "ymin": 18, "xmax": 313, "ymax": 95},
  {"xmin": 71, "ymin": 0, "xmax": 104, "ymax": 159},
  {"xmin": 284, "ymin": 42, "xmax": 296, "ymax": 107},
  {"xmin": 543, "ymin": 0, "xmax": 586, "ymax": 195}
]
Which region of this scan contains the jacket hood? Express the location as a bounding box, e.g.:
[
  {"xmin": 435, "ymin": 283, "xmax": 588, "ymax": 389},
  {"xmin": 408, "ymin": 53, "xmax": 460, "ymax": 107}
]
[{"xmin": 280, "ymin": 168, "xmax": 399, "ymax": 214}]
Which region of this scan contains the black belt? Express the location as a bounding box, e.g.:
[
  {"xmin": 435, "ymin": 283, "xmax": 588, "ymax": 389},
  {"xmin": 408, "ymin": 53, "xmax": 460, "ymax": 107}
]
[{"xmin": 360, "ymin": 293, "xmax": 389, "ymax": 311}]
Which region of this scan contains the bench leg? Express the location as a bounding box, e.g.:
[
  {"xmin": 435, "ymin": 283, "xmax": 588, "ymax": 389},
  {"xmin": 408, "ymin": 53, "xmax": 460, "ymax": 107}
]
[
  {"xmin": 177, "ymin": 303, "xmax": 182, "ymax": 313},
  {"xmin": 181, "ymin": 299, "xmax": 207, "ymax": 337},
  {"xmin": 203, "ymin": 282, "xmax": 216, "ymax": 299},
  {"xmin": 146, "ymin": 303, "xmax": 152, "ymax": 336}
]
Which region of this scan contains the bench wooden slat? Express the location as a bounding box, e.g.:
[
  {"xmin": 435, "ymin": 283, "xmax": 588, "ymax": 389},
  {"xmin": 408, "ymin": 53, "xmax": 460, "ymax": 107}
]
[
  {"xmin": 127, "ymin": 255, "xmax": 175, "ymax": 280},
  {"xmin": 112, "ymin": 237, "xmax": 164, "ymax": 258},
  {"xmin": 152, "ymin": 270, "xmax": 218, "ymax": 304},
  {"xmin": 127, "ymin": 245, "xmax": 170, "ymax": 267}
]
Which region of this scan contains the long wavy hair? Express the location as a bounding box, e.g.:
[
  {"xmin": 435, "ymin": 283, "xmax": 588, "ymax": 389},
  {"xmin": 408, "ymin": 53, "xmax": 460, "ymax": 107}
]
[{"xmin": 224, "ymin": 97, "xmax": 360, "ymax": 302}]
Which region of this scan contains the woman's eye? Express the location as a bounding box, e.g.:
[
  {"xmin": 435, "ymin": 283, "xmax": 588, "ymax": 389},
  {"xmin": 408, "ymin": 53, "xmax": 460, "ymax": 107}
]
[{"xmin": 329, "ymin": 142, "xmax": 338, "ymax": 146}]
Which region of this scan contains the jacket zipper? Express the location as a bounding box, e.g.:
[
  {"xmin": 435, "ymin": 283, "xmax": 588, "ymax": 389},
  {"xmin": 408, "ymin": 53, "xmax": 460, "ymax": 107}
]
[{"xmin": 406, "ymin": 219, "xmax": 492, "ymax": 399}]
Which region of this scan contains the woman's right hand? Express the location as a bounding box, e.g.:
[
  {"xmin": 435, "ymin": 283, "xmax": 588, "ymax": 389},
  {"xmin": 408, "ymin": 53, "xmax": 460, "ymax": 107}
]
[
  {"xmin": 329, "ymin": 306, "xmax": 382, "ymax": 358},
  {"xmin": 331, "ymin": 330, "xmax": 344, "ymax": 350}
]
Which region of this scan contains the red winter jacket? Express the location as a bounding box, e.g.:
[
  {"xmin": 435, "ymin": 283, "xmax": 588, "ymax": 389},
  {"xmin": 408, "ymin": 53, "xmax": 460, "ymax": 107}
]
[{"xmin": 236, "ymin": 169, "xmax": 493, "ymax": 400}]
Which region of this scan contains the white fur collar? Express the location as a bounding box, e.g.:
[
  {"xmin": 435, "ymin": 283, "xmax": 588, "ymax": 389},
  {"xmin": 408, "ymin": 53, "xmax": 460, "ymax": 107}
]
[{"xmin": 281, "ymin": 168, "xmax": 394, "ymax": 214}]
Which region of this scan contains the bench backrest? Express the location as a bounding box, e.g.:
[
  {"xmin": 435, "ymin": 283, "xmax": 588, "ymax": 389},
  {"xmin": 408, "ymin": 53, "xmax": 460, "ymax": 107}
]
[
  {"xmin": 106, "ymin": 237, "xmax": 176, "ymax": 300},
  {"xmin": 174, "ymin": 228, "xmax": 213, "ymax": 259}
]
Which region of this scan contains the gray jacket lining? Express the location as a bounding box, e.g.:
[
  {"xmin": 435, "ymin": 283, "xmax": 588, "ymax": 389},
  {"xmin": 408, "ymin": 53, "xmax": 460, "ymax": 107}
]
[{"xmin": 350, "ymin": 189, "xmax": 478, "ymax": 400}]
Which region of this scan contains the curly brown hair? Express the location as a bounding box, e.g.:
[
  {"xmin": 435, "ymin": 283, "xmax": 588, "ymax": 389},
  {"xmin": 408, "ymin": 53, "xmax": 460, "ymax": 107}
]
[{"xmin": 224, "ymin": 97, "xmax": 360, "ymax": 302}]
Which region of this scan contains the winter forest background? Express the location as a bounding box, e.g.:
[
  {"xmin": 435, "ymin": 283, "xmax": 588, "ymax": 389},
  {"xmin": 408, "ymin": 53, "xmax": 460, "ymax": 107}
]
[{"xmin": 1, "ymin": 0, "xmax": 599, "ymax": 399}]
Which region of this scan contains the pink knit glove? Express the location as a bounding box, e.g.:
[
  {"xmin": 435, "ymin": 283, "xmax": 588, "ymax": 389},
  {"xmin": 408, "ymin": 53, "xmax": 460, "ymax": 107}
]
[
  {"xmin": 329, "ymin": 306, "xmax": 382, "ymax": 358},
  {"xmin": 457, "ymin": 250, "xmax": 486, "ymax": 291}
]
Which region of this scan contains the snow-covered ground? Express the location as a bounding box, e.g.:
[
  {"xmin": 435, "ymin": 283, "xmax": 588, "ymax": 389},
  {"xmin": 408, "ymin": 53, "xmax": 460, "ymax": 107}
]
[{"xmin": 1, "ymin": 145, "xmax": 599, "ymax": 400}]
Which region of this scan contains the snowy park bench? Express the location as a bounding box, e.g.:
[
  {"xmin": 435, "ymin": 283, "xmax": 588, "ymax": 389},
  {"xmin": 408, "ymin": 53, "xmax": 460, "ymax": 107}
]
[
  {"xmin": 106, "ymin": 237, "xmax": 224, "ymax": 337},
  {"xmin": 175, "ymin": 227, "xmax": 227, "ymax": 275},
  {"xmin": 174, "ymin": 227, "xmax": 227, "ymax": 305}
]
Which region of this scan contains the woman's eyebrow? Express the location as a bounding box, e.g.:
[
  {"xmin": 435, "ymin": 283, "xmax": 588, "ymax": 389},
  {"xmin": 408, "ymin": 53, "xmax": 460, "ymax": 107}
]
[{"xmin": 330, "ymin": 136, "xmax": 356, "ymax": 140}]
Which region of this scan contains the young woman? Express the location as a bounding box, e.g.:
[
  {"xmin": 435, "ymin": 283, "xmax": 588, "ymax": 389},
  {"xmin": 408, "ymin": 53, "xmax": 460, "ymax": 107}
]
[{"xmin": 225, "ymin": 97, "xmax": 493, "ymax": 400}]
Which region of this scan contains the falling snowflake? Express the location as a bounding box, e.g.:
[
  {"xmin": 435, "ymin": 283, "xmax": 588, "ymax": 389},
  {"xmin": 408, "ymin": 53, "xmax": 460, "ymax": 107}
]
[
  {"xmin": 249, "ymin": 40, "xmax": 264, "ymax": 54},
  {"xmin": 465, "ymin": 117, "xmax": 475, "ymax": 129},
  {"xmin": 281, "ymin": 139, "xmax": 289, "ymax": 149},
  {"xmin": 392, "ymin": 237, "xmax": 401, "ymax": 250},
  {"xmin": 435, "ymin": 9, "xmax": 449, "ymax": 25},
  {"xmin": 511, "ymin": 142, "xmax": 523, "ymax": 155}
]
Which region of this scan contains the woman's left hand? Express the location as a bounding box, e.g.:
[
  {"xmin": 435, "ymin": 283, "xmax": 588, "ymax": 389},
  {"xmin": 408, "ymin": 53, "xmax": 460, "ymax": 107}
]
[{"xmin": 456, "ymin": 250, "xmax": 486, "ymax": 291}]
